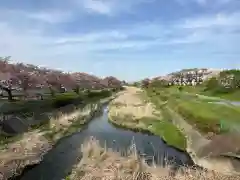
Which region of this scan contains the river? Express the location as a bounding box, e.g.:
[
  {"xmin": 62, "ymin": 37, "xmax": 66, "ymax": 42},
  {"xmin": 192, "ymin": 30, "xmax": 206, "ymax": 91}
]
[{"xmin": 15, "ymin": 105, "xmax": 194, "ymax": 180}]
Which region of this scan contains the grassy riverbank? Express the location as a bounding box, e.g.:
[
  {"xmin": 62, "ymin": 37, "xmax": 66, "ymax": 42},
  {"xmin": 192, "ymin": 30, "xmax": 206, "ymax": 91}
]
[
  {"xmin": 146, "ymin": 87, "xmax": 240, "ymax": 136},
  {"xmin": 108, "ymin": 87, "xmax": 186, "ymax": 151},
  {"xmin": 170, "ymin": 85, "xmax": 240, "ymax": 101},
  {"xmin": 67, "ymin": 138, "xmax": 240, "ymax": 180},
  {"xmin": 44, "ymin": 97, "xmax": 114, "ymax": 142},
  {"xmin": 144, "ymin": 84, "xmax": 240, "ymax": 174}
]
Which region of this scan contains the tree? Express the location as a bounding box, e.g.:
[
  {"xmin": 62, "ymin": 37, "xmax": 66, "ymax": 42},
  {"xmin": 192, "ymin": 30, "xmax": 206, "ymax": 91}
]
[
  {"xmin": 142, "ymin": 78, "xmax": 150, "ymax": 88},
  {"xmin": 58, "ymin": 73, "xmax": 77, "ymax": 91},
  {"xmin": 36, "ymin": 93, "xmax": 43, "ymax": 100},
  {"xmin": 102, "ymin": 76, "xmax": 122, "ymax": 89},
  {"xmin": 0, "ymin": 82, "xmax": 14, "ymax": 101},
  {"xmin": 73, "ymin": 84, "xmax": 80, "ymax": 94},
  {"xmin": 178, "ymin": 86, "xmax": 183, "ymax": 91},
  {"xmin": 220, "ymin": 70, "xmax": 240, "ymax": 89},
  {"xmin": 179, "ymin": 73, "xmax": 185, "ymax": 85},
  {"xmin": 233, "ymin": 73, "xmax": 240, "ymax": 89},
  {"xmin": 133, "ymin": 82, "xmax": 140, "ymax": 87},
  {"xmin": 46, "ymin": 73, "xmax": 62, "ymax": 96},
  {"xmin": 16, "ymin": 72, "xmax": 37, "ymax": 98},
  {"xmin": 0, "ymin": 56, "xmax": 11, "ymax": 63},
  {"xmin": 215, "ymin": 70, "xmax": 240, "ymax": 92},
  {"xmin": 204, "ymin": 77, "xmax": 219, "ymax": 91},
  {"xmin": 0, "ymin": 73, "xmax": 21, "ymax": 101},
  {"xmin": 186, "ymin": 73, "xmax": 192, "ymax": 85},
  {"xmin": 0, "ymin": 57, "xmax": 11, "ymax": 73},
  {"xmin": 0, "ymin": 57, "xmax": 17, "ymax": 100},
  {"xmin": 150, "ymin": 79, "xmax": 169, "ymax": 88}
]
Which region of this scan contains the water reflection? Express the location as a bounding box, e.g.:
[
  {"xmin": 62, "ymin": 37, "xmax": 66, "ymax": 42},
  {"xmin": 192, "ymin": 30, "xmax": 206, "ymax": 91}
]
[{"xmin": 19, "ymin": 106, "xmax": 193, "ymax": 180}]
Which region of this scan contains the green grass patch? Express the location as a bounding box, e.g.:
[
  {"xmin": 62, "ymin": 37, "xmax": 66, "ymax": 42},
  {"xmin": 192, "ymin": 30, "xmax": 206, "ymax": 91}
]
[
  {"xmin": 150, "ymin": 120, "xmax": 186, "ymax": 150},
  {"xmin": 146, "ymin": 86, "xmax": 240, "ymax": 134},
  {"xmin": 216, "ymin": 90, "xmax": 240, "ymax": 101},
  {"xmin": 170, "ymin": 99, "xmax": 240, "ymax": 134},
  {"xmin": 109, "ymin": 114, "xmax": 186, "ymax": 151},
  {"xmin": 140, "ymin": 92, "xmax": 187, "ymax": 150},
  {"xmin": 139, "ymin": 117, "xmax": 186, "ymax": 151},
  {"xmin": 177, "ymin": 86, "xmax": 240, "ymax": 101}
]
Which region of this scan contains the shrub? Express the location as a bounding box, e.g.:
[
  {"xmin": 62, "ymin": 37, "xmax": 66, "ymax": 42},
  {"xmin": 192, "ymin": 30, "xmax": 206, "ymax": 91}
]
[
  {"xmin": 159, "ymin": 94, "xmax": 169, "ymax": 101},
  {"xmin": 178, "ymin": 87, "xmax": 183, "ymax": 91},
  {"xmin": 86, "ymin": 90, "xmax": 112, "ymax": 99},
  {"xmin": 52, "ymin": 93, "xmax": 82, "ymax": 108},
  {"xmin": 0, "ymin": 99, "xmax": 53, "ymax": 114},
  {"xmin": 119, "ymin": 86, "xmax": 125, "ymax": 91},
  {"xmin": 214, "ymin": 86, "xmax": 234, "ymax": 94},
  {"xmin": 73, "ymin": 85, "xmax": 80, "ymax": 94},
  {"xmin": 203, "ymin": 70, "xmax": 240, "ymax": 95}
]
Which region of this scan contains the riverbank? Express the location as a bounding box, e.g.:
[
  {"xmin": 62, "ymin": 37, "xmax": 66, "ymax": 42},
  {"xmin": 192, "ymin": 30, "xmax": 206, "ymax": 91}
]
[
  {"xmin": 0, "ymin": 96, "xmax": 115, "ymax": 179},
  {"xmin": 173, "ymin": 85, "xmax": 240, "ymax": 101},
  {"xmin": 108, "ymin": 86, "xmax": 187, "ymax": 151},
  {"xmin": 0, "ymin": 130, "xmax": 51, "ymax": 179},
  {"xmin": 14, "ymin": 96, "xmax": 194, "ymax": 180},
  {"xmin": 145, "ymin": 87, "xmax": 240, "ymax": 175},
  {"xmin": 68, "ymin": 137, "xmax": 240, "ymax": 180}
]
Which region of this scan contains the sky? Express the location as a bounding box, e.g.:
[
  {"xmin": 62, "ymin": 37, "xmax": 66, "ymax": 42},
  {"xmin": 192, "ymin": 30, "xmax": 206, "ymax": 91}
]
[{"xmin": 0, "ymin": 0, "xmax": 239, "ymax": 81}]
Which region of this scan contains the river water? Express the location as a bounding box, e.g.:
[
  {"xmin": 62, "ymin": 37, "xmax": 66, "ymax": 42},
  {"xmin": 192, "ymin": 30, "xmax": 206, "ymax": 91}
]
[{"xmin": 17, "ymin": 105, "xmax": 194, "ymax": 180}]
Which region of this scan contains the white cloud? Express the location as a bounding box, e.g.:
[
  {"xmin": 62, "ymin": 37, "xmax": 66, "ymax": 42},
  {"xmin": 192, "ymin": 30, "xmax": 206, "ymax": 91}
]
[
  {"xmin": 82, "ymin": 0, "xmax": 113, "ymax": 15},
  {"xmin": 182, "ymin": 12, "xmax": 240, "ymax": 29},
  {"xmin": 77, "ymin": 0, "xmax": 156, "ymax": 16},
  {"xmin": 166, "ymin": 32, "xmax": 205, "ymax": 44},
  {"xmin": 176, "ymin": 0, "xmax": 235, "ymax": 6},
  {"xmin": 0, "ymin": 1, "xmax": 239, "ymax": 72},
  {"xmin": 0, "ymin": 9, "xmax": 73, "ymax": 26},
  {"xmin": 26, "ymin": 11, "xmax": 73, "ymax": 24},
  {"xmin": 196, "ymin": 0, "xmax": 207, "ymax": 5},
  {"xmin": 54, "ymin": 31, "xmax": 128, "ymax": 45}
]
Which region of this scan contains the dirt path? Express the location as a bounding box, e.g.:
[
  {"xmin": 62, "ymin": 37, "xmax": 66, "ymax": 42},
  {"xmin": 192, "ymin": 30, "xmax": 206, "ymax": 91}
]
[
  {"xmin": 108, "ymin": 87, "xmax": 160, "ymax": 131},
  {"xmin": 109, "ymin": 86, "xmax": 157, "ymax": 119}
]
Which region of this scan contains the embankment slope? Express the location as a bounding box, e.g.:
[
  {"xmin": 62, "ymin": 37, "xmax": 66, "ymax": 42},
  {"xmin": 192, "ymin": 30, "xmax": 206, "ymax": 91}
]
[
  {"xmin": 108, "ymin": 86, "xmax": 187, "ymax": 151},
  {"xmin": 0, "ymin": 97, "xmax": 114, "ymax": 179}
]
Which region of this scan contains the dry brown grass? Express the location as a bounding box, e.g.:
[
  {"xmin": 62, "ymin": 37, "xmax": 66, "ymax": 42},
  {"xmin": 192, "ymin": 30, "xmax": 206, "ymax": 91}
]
[
  {"xmin": 49, "ymin": 104, "xmax": 96, "ymax": 131},
  {"xmin": 109, "ymin": 87, "xmax": 156, "ymax": 120},
  {"xmin": 0, "ymin": 104, "xmax": 98, "ymax": 179},
  {"xmin": 47, "ymin": 103, "xmax": 101, "ymax": 141},
  {"xmin": 69, "ymin": 137, "xmax": 240, "ymax": 180},
  {"xmin": 0, "ymin": 130, "xmax": 51, "ymax": 179}
]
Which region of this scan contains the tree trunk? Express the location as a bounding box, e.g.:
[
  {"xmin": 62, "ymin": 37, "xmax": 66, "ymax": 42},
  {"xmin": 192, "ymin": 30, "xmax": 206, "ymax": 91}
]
[
  {"xmin": 49, "ymin": 87, "xmax": 55, "ymax": 97},
  {"xmin": 7, "ymin": 89, "xmax": 13, "ymax": 101},
  {"xmin": 0, "ymin": 85, "xmax": 13, "ymax": 101}
]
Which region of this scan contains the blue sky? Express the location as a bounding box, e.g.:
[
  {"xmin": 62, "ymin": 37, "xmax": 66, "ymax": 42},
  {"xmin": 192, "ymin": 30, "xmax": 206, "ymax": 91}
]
[{"xmin": 0, "ymin": 0, "xmax": 239, "ymax": 81}]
